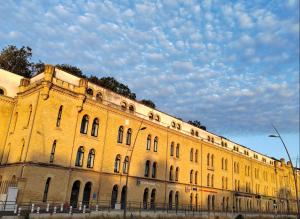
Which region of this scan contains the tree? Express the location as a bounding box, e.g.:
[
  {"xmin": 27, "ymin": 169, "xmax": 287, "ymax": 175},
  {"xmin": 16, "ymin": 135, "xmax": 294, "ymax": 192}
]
[
  {"xmin": 55, "ymin": 64, "xmax": 86, "ymax": 78},
  {"xmin": 89, "ymin": 76, "xmax": 136, "ymax": 100},
  {"xmin": 188, "ymin": 120, "xmax": 206, "ymax": 130},
  {"xmin": 140, "ymin": 99, "xmax": 156, "ymax": 109},
  {"xmin": 0, "ymin": 45, "xmax": 34, "ymax": 77}
]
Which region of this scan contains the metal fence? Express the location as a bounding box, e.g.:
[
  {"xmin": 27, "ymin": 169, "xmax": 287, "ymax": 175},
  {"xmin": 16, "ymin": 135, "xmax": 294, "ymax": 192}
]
[{"xmin": 0, "ymin": 200, "xmax": 298, "ymax": 217}]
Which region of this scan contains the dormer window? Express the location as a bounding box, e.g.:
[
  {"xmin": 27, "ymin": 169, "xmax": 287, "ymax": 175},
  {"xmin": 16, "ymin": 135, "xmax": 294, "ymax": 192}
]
[
  {"xmin": 86, "ymin": 88, "xmax": 93, "ymax": 96},
  {"xmin": 191, "ymin": 129, "xmax": 194, "ymax": 135},
  {"xmin": 195, "ymin": 131, "xmax": 199, "ymax": 137},
  {"xmin": 155, "ymin": 115, "xmax": 160, "ymax": 122},
  {"xmin": 129, "ymin": 105, "xmax": 135, "ymax": 113},
  {"xmin": 149, "ymin": 112, "xmax": 154, "ymax": 120},
  {"xmin": 177, "ymin": 124, "xmax": 181, "ymax": 130},
  {"xmin": 121, "ymin": 101, "xmax": 127, "ymax": 111},
  {"xmin": 171, "ymin": 121, "xmax": 176, "ymax": 128},
  {"xmin": 96, "ymin": 92, "xmax": 102, "ymax": 101}
]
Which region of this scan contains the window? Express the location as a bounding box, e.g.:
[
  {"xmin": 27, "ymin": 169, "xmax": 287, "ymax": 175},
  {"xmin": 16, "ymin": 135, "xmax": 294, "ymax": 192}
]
[
  {"xmin": 126, "ymin": 128, "xmax": 132, "ymax": 145},
  {"xmin": 49, "ymin": 140, "xmax": 56, "ymax": 163},
  {"xmin": 211, "ymin": 174, "xmax": 214, "ymax": 187},
  {"xmin": 222, "ymin": 177, "xmax": 224, "ymax": 189},
  {"xmin": 129, "ymin": 105, "xmax": 134, "ymax": 113},
  {"xmin": 207, "ymin": 153, "xmax": 210, "ymax": 166},
  {"xmin": 225, "ymin": 159, "xmax": 228, "ymax": 170},
  {"xmin": 86, "ymin": 88, "xmax": 93, "ymax": 96},
  {"xmin": 195, "ymin": 150, "xmax": 198, "ymax": 163},
  {"xmin": 42, "ymin": 177, "xmax": 51, "ymax": 202},
  {"xmin": 96, "ymin": 92, "xmax": 102, "ymax": 101},
  {"xmin": 221, "ymin": 158, "xmax": 224, "ymax": 170},
  {"xmin": 0, "ymin": 88, "xmax": 4, "ymax": 95},
  {"xmin": 114, "ymin": 154, "xmax": 121, "ymax": 173},
  {"xmin": 19, "ymin": 139, "xmax": 25, "ymax": 161},
  {"xmin": 176, "ymin": 144, "xmax": 180, "ymax": 158},
  {"xmin": 195, "ymin": 171, "xmax": 198, "ymax": 184},
  {"xmin": 191, "ymin": 129, "xmax": 194, "ymax": 135},
  {"xmin": 123, "ymin": 156, "xmax": 129, "ymax": 173},
  {"xmin": 171, "ymin": 121, "xmax": 176, "ymax": 128},
  {"xmin": 175, "ymin": 167, "xmax": 179, "ymax": 181},
  {"xmin": 169, "ymin": 166, "xmax": 174, "ymax": 181},
  {"xmin": 195, "ymin": 131, "xmax": 199, "ymax": 137},
  {"xmin": 145, "ymin": 160, "xmax": 150, "ymax": 177},
  {"xmin": 121, "ymin": 101, "xmax": 127, "ymax": 110},
  {"xmin": 146, "ymin": 135, "xmax": 151, "ymax": 150},
  {"xmin": 149, "ymin": 112, "xmax": 154, "ymax": 120},
  {"xmin": 153, "ymin": 137, "xmax": 158, "ymax": 152},
  {"xmin": 155, "ymin": 115, "xmax": 160, "ymax": 122},
  {"xmin": 75, "ymin": 146, "xmax": 84, "ymax": 167},
  {"xmin": 170, "ymin": 142, "xmax": 174, "ymax": 156},
  {"xmin": 190, "ymin": 148, "xmax": 194, "ymax": 161},
  {"xmin": 211, "ymin": 154, "xmax": 214, "ymax": 167},
  {"xmin": 190, "ymin": 170, "xmax": 193, "ymax": 184},
  {"xmin": 177, "ymin": 123, "xmax": 181, "ymax": 130},
  {"xmin": 91, "ymin": 118, "xmax": 99, "ymax": 137},
  {"xmin": 117, "ymin": 126, "xmax": 124, "ymax": 143},
  {"xmin": 152, "ymin": 162, "xmax": 157, "ymax": 178},
  {"xmin": 143, "ymin": 188, "xmax": 149, "ymax": 209},
  {"xmin": 207, "ymin": 173, "xmax": 210, "ymax": 186},
  {"xmin": 80, "ymin": 115, "xmax": 89, "ymax": 134},
  {"xmin": 150, "ymin": 189, "xmax": 156, "ymax": 209},
  {"xmin": 175, "ymin": 192, "xmax": 179, "ymax": 208},
  {"xmin": 26, "ymin": 105, "xmax": 32, "ymax": 127},
  {"xmin": 56, "ymin": 106, "xmax": 63, "ymax": 127},
  {"xmin": 87, "ymin": 149, "xmax": 95, "ymax": 168}
]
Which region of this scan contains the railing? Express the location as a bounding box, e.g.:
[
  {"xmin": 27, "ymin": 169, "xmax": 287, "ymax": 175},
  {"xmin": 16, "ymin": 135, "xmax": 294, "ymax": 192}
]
[{"xmin": 0, "ymin": 200, "xmax": 298, "ymax": 217}]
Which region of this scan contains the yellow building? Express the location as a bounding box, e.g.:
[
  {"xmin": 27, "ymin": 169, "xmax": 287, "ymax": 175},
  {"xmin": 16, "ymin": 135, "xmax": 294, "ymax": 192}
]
[{"xmin": 0, "ymin": 65, "xmax": 299, "ymax": 213}]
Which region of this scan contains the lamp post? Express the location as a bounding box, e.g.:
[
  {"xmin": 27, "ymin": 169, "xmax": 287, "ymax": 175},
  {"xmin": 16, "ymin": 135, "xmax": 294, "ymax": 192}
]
[
  {"xmin": 123, "ymin": 123, "xmax": 147, "ymax": 219},
  {"xmin": 269, "ymin": 124, "xmax": 300, "ymax": 218}
]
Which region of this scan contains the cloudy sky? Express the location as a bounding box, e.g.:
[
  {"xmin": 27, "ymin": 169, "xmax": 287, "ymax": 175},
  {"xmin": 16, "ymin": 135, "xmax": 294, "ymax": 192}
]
[{"xmin": 1, "ymin": 0, "xmax": 299, "ymax": 163}]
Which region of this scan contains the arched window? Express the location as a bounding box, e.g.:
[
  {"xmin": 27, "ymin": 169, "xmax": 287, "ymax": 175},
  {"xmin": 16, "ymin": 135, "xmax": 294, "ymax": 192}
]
[
  {"xmin": 0, "ymin": 88, "xmax": 4, "ymax": 95},
  {"xmin": 212, "ymin": 195, "xmax": 215, "ymax": 210},
  {"xmin": 75, "ymin": 146, "xmax": 84, "ymax": 167},
  {"xmin": 126, "ymin": 128, "xmax": 132, "ymax": 145},
  {"xmin": 114, "ymin": 154, "xmax": 121, "ymax": 173},
  {"xmin": 96, "ymin": 92, "xmax": 102, "ymax": 101},
  {"xmin": 49, "ymin": 140, "xmax": 56, "ymax": 163},
  {"xmin": 190, "ymin": 148, "xmax": 194, "ymax": 161},
  {"xmin": 190, "ymin": 193, "xmax": 193, "ymax": 208},
  {"xmin": 190, "ymin": 170, "xmax": 193, "ymax": 184},
  {"xmin": 129, "ymin": 105, "xmax": 134, "ymax": 113},
  {"xmin": 208, "ymin": 195, "xmax": 211, "ymax": 211},
  {"xmin": 86, "ymin": 88, "xmax": 93, "ymax": 96},
  {"xmin": 195, "ymin": 171, "xmax": 198, "ymax": 184},
  {"xmin": 155, "ymin": 114, "xmax": 160, "ymax": 122},
  {"xmin": 175, "ymin": 167, "xmax": 179, "ymax": 181},
  {"xmin": 207, "ymin": 153, "xmax": 210, "ymax": 166},
  {"xmin": 146, "ymin": 135, "xmax": 151, "ymax": 150},
  {"xmin": 111, "ymin": 185, "xmax": 118, "ymax": 209},
  {"xmin": 143, "ymin": 188, "xmax": 149, "ymax": 209},
  {"xmin": 170, "ymin": 142, "xmax": 174, "ymax": 156},
  {"xmin": 144, "ymin": 160, "xmax": 150, "ymax": 177},
  {"xmin": 225, "ymin": 159, "xmax": 228, "ymax": 170},
  {"xmin": 152, "ymin": 162, "xmax": 157, "ymax": 178},
  {"xmin": 195, "ymin": 131, "xmax": 199, "ymax": 137},
  {"xmin": 234, "ymin": 162, "xmax": 237, "ymax": 173},
  {"xmin": 123, "ymin": 156, "xmax": 129, "ymax": 174},
  {"xmin": 195, "ymin": 150, "xmax": 198, "ymax": 163},
  {"xmin": 80, "ymin": 115, "xmax": 89, "ymax": 134},
  {"xmin": 42, "ymin": 177, "xmax": 51, "ymax": 202},
  {"xmin": 26, "ymin": 105, "xmax": 32, "ymax": 127},
  {"xmin": 191, "ymin": 129, "xmax": 194, "ymax": 135},
  {"xmin": 176, "ymin": 144, "xmax": 180, "ymax": 158},
  {"xmin": 211, "ymin": 174, "xmax": 214, "ymax": 187},
  {"xmin": 195, "ymin": 194, "xmax": 198, "ymax": 208},
  {"xmin": 169, "ymin": 166, "xmax": 174, "ymax": 181},
  {"xmin": 56, "ymin": 105, "xmax": 63, "ymax": 127},
  {"xmin": 148, "ymin": 112, "xmax": 154, "ymax": 120},
  {"xmin": 169, "ymin": 191, "xmax": 173, "ymax": 209},
  {"xmin": 19, "ymin": 139, "xmax": 25, "ymax": 161},
  {"xmin": 207, "ymin": 173, "xmax": 210, "ymax": 187},
  {"xmin": 153, "ymin": 137, "xmax": 158, "ymax": 152},
  {"xmin": 87, "ymin": 149, "xmax": 95, "ymax": 168},
  {"xmin": 175, "ymin": 191, "xmax": 179, "ymax": 209},
  {"xmin": 117, "ymin": 126, "xmax": 124, "ymax": 143},
  {"xmin": 121, "ymin": 101, "xmax": 127, "ymax": 110},
  {"xmin": 221, "ymin": 158, "xmax": 224, "ymax": 170},
  {"xmin": 91, "ymin": 118, "xmax": 99, "ymax": 137},
  {"xmin": 211, "ymin": 154, "xmax": 214, "ymax": 167},
  {"xmin": 150, "ymin": 189, "xmax": 156, "ymax": 209}
]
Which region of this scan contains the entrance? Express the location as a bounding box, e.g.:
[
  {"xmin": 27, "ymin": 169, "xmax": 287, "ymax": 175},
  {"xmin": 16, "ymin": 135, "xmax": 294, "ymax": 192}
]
[
  {"xmin": 70, "ymin": 180, "xmax": 81, "ymax": 208},
  {"xmin": 82, "ymin": 182, "xmax": 92, "ymax": 207}
]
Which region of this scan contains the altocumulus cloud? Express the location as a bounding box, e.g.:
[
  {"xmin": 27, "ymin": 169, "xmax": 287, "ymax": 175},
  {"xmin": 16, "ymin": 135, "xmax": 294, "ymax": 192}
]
[{"xmin": 0, "ymin": 0, "xmax": 299, "ymax": 136}]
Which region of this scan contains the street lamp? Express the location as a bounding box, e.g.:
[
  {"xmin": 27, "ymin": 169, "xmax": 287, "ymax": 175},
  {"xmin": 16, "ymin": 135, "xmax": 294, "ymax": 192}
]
[
  {"xmin": 269, "ymin": 124, "xmax": 300, "ymax": 218},
  {"xmin": 123, "ymin": 124, "xmax": 147, "ymax": 219}
]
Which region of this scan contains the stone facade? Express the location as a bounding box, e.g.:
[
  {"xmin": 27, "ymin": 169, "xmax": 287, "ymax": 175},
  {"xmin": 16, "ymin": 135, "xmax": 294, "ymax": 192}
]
[{"xmin": 0, "ymin": 65, "xmax": 298, "ymax": 213}]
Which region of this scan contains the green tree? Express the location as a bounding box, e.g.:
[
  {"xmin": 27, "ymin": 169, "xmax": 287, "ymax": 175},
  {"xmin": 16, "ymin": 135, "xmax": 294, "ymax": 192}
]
[
  {"xmin": 0, "ymin": 45, "xmax": 34, "ymax": 77},
  {"xmin": 140, "ymin": 99, "xmax": 156, "ymax": 108},
  {"xmin": 188, "ymin": 120, "xmax": 206, "ymax": 130},
  {"xmin": 55, "ymin": 64, "xmax": 86, "ymax": 78},
  {"xmin": 89, "ymin": 76, "xmax": 136, "ymax": 100}
]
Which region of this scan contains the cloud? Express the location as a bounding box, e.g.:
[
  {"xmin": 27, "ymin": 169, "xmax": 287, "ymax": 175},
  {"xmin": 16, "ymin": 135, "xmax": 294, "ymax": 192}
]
[{"xmin": 0, "ymin": 0, "xmax": 298, "ymax": 137}]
